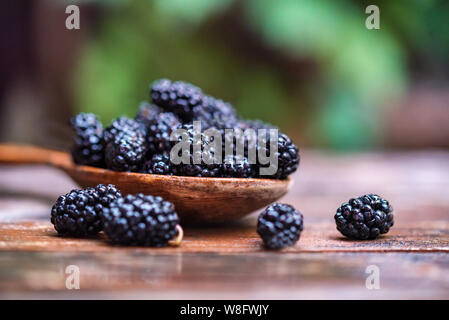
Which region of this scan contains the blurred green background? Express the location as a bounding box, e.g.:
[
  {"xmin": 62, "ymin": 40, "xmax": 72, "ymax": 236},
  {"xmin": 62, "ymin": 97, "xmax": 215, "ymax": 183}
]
[{"xmin": 1, "ymin": 0, "xmax": 448, "ymax": 150}]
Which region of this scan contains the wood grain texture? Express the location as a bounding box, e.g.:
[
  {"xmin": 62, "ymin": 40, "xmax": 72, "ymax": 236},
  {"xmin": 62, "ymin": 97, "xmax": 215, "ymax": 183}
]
[
  {"xmin": 0, "ymin": 221, "xmax": 447, "ymax": 253},
  {"xmin": 0, "ymin": 251, "xmax": 448, "ymax": 299},
  {"xmin": 0, "ymin": 143, "xmax": 291, "ymax": 223},
  {"xmin": 1, "ymin": 151, "xmax": 449, "ymax": 299}
]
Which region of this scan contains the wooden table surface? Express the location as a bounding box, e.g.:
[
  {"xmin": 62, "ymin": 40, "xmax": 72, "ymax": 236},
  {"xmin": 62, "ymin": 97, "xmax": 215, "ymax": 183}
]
[{"xmin": 0, "ymin": 150, "xmax": 448, "ymax": 299}]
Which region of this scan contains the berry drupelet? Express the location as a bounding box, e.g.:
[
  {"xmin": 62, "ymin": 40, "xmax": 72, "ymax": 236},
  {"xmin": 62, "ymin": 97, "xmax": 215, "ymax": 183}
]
[
  {"xmin": 256, "ymin": 132, "xmax": 300, "ymax": 179},
  {"xmin": 273, "ymin": 133, "xmax": 300, "ymax": 179},
  {"xmin": 104, "ymin": 116, "xmax": 146, "ymax": 145},
  {"xmin": 69, "ymin": 79, "xmax": 301, "ymax": 181},
  {"xmin": 238, "ymin": 119, "xmax": 278, "ymax": 131},
  {"xmin": 144, "ymin": 153, "xmax": 174, "ymax": 175},
  {"xmin": 105, "ymin": 130, "xmax": 147, "ymax": 172},
  {"xmin": 192, "ymin": 96, "xmax": 238, "ymax": 130},
  {"xmin": 222, "ymin": 155, "xmax": 255, "ymax": 178},
  {"xmin": 146, "ymin": 112, "xmax": 180, "ymax": 154},
  {"xmin": 334, "ymin": 194, "xmax": 394, "ymax": 240},
  {"xmin": 70, "ymin": 113, "xmax": 105, "ymax": 167},
  {"xmin": 203, "ymin": 95, "xmax": 236, "ymax": 119},
  {"xmin": 172, "ymin": 124, "xmax": 222, "ymax": 177},
  {"xmin": 50, "ymin": 184, "xmax": 121, "ymax": 237},
  {"xmin": 102, "ymin": 194, "xmax": 180, "ymax": 247},
  {"xmin": 257, "ymin": 203, "xmax": 304, "ymax": 250},
  {"xmin": 151, "ymin": 79, "xmax": 203, "ymax": 121},
  {"xmin": 135, "ymin": 101, "xmax": 162, "ymax": 125}
]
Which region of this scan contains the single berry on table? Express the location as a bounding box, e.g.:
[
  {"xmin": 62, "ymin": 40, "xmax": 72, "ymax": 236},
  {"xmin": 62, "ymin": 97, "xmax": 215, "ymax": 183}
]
[
  {"xmin": 257, "ymin": 203, "xmax": 304, "ymax": 250},
  {"xmin": 334, "ymin": 194, "xmax": 394, "ymax": 240}
]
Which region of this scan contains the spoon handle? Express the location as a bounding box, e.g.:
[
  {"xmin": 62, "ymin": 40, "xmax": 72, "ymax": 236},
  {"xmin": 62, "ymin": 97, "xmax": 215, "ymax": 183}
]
[{"xmin": 0, "ymin": 143, "xmax": 70, "ymax": 167}]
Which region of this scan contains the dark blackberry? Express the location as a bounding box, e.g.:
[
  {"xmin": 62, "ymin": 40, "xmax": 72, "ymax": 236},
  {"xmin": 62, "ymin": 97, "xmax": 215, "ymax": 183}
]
[
  {"xmin": 190, "ymin": 114, "xmax": 242, "ymax": 162},
  {"xmin": 172, "ymin": 124, "xmax": 222, "ymax": 177},
  {"xmin": 334, "ymin": 194, "xmax": 394, "ymax": 240},
  {"xmin": 194, "ymin": 111, "xmax": 237, "ymax": 131},
  {"xmin": 146, "ymin": 112, "xmax": 180, "ymax": 154},
  {"xmin": 238, "ymin": 119, "xmax": 278, "ymax": 131},
  {"xmin": 192, "ymin": 96, "xmax": 237, "ymax": 129},
  {"xmin": 203, "ymin": 95, "xmax": 236, "ymax": 118},
  {"xmin": 257, "ymin": 203, "xmax": 304, "ymax": 250},
  {"xmin": 222, "ymin": 155, "xmax": 255, "ymax": 178},
  {"xmin": 135, "ymin": 101, "xmax": 162, "ymax": 125},
  {"xmin": 256, "ymin": 132, "xmax": 299, "ymax": 179},
  {"xmin": 151, "ymin": 79, "xmax": 203, "ymax": 121},
  {"xmin": 50, "ymin": 184, "xmax": 122, "ymax": 237},
  {"xmin": 105, "ymin": 130, "xmax": 147, "ymax": 172},
  {"xmin": 220, "ymin": 125, "xmax": 253, "ymax": 159},
  {"xmin": 70, "ymin": 113, "xmax": 105, "ymax": 167},
  {"xmin": 181, "ymin": 163, "xmax": 221, "ymax": 177},
  {"xmin": 144, "ymin": 153, "xmax": 174, "ymax": 175},
  {"xmin": 94, "ymin": 184, "xmax": 122, "ymax": 204},
  {"xmin": 104, "ymin": 117, "xmax": 146, "ymax": 144},
  {"xmin": 214, "ymin": 123, "xmax": 274, "ymax": 166},
  {"xmin": 102, "ymin": 193, "xmax": 180, "ymax": 247}
]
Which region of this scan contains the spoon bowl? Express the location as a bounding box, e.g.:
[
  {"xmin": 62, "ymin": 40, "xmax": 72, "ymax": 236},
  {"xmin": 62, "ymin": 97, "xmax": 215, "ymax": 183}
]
[{"xmin": 0, "ymin": 144, "xmax": 292, "ymax": 224}]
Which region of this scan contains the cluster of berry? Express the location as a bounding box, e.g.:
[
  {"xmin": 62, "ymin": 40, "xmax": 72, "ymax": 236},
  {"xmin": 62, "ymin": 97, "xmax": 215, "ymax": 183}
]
[
  {"xmin": 70, "ymin": 79, "xmax": 299, "ymax": 179},
  {"xmin": 51, "ymin": 184, "xmax": 394, "ymax": 249},
  {"xmin": 51, "ymin": 184, "xmax": 180, "ymax": 247}
]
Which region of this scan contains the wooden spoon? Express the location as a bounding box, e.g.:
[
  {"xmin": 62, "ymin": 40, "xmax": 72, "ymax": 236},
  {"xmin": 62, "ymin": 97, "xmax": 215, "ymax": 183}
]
[{"xmin": 0, "ymin": 144, "xmax": 292, "ymax": 224}]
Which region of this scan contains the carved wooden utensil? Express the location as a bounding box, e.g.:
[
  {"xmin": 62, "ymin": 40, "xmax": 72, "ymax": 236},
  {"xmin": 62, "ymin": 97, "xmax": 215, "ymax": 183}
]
[{"xmin": 0, "ymin": 144, "xmax": 292, "ymax": 223}]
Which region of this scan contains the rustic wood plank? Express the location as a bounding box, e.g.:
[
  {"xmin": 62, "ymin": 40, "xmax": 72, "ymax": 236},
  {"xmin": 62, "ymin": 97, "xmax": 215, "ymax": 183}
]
[
  {"xmin": 0, "ymin": 251, "xmax": 448, "ymax": 299},
  {"xmin": 0, "ymin": 221, "xmax": 447, "ymax": 253},
  {"xmin": 1, "ymin": 151, "xmax": 449, "ymax": 299}
]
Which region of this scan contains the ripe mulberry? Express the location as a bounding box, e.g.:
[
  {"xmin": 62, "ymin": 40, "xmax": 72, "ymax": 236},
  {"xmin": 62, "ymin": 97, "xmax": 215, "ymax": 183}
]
[
  {"xmin": 70, "ymin": 113, "xmax": 105, "ymax": 167},
  {"xmin": 222, "ymin": 155, "xmax": 255, "ymax": 178},
  {"xmin": 144, "ymin": 153, "xmax": 174, "ymax": 175},
  {"xmin": 105, "ymin": 130, "xmax": 147, "ymax": 172},
  {"xmin": 146, "ymin": 112, "xmax": 180, "ymax": 154},
  {"xmin": 335, "ymin": 194, "xmax": 394, "ymax": 240},
  {"xmin": 135, "ymin": 101, "xmax": 162, "ymax": 125},
  {"xmin": 151, "ymin": 79, "xmax": 203, "ymax": 121},
  {"xmin": 50, "ymin": 184, "xmax": 121, "ymax": 237},
  {"xmin": 172, "ymin": 124, "xmax": 222, "ymax": 177},
  {"xmin": 257, "ymin": 203, "xmax": 304, "ymax": 249},
  {"xmin": 102, "ymin": 194, "xmax": 180, "ymax": 247},
  {"xmin": 256, "ymin": 132, "xmax": 299, "ymax": 179},
  {"xmin": 104, "ymin": 117, "xmax": 146, "ymax": 144}
]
